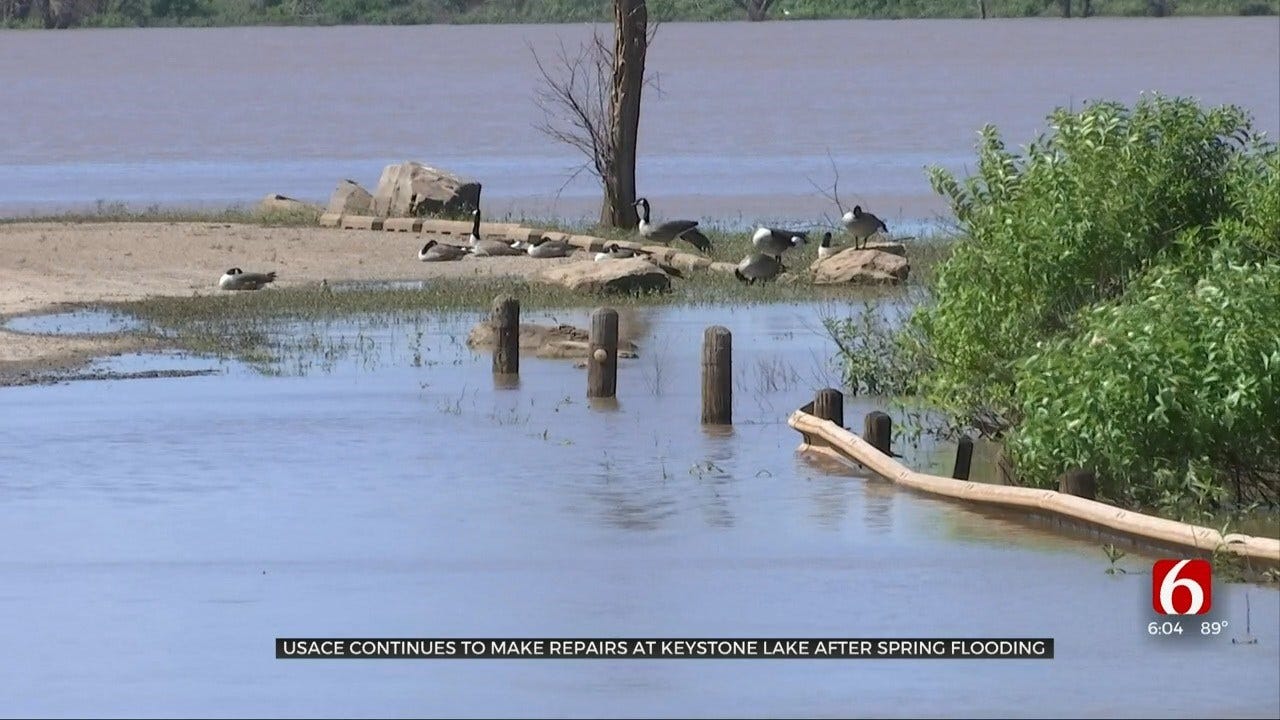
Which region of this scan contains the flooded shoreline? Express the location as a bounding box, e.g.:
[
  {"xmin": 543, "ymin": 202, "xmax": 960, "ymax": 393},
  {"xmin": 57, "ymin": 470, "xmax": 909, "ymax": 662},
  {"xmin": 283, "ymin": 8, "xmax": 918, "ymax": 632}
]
[
  {"xmin": 2, "ymin": 301, "xmax": 1277, "ymax": 717},
  {"xmin": 3, "ymin": 16, "xmax": 1279, "ymax": 716}
]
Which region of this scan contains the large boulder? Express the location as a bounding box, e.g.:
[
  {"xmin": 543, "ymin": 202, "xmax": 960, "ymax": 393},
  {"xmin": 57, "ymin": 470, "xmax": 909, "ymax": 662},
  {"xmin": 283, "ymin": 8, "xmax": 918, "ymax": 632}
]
[
  {"xmin": 327, "ymin": 179, "xmax": 373, "ymax": 215},
  {"xmin": 370, "ymin": 161, "xmax": 481, "ymax": 217},
  {"xmin": 810, "ymin": 248, "xmax": 910, "ymax": 285},
  {"xmin": 466, "ymin": 322, "xmax": 638, "ymax": 359},
  {"xmin": 537, "ymin": 258, "xmax": 673, "ymax": 295}
]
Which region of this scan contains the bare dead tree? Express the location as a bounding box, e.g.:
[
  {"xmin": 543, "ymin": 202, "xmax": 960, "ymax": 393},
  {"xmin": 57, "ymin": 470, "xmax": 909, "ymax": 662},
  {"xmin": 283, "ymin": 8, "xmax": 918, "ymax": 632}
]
[
  {"xmin": 532, "ymin": 1, "xmax": 656, "ymax": 228},
  {"xmin": 733, "ymin": 0, "xmax": 775, "ymax": 22}
]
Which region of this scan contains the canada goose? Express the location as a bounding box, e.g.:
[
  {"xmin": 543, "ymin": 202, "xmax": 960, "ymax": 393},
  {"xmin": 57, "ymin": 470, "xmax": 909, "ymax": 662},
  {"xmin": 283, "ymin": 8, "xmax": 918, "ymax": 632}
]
[
  {"xmin": 841, "ymin": 205, "xmax": 889, "ymax": 249},
  {"xmin": 734, "ymin": 253, "xmax": 785, "ymax": 285},
  {"xmin": 527, "ymin": 237, "xmax": 573, "ymax": 259},
  {"xmin": 633, "ymin": 198, "xmax": 712, "ymax": 253},
  {"xmin": 595, "ymin": 243, "xmax": 645, "ymax": 261},
  {"xmin": 466, "ymin": 208, "xmax": 524, "ymax": 257},
  {"xmin": 418, "ymin": 240, "xmax": 467, "ymax": 262},
  {"xmin": 594, "ymin": 243, "xmax": 683, "ymax": 277},
  {"xmin": 751, "ymin": 227, "xmax": 808, "ymax": 256},
  {"xmin": 218, "ymin": 267, "xmax": 277, "ymax": 291},
  {"xmin": 817, "ymin": 232, "xmax": 836, "ymax": 260}
]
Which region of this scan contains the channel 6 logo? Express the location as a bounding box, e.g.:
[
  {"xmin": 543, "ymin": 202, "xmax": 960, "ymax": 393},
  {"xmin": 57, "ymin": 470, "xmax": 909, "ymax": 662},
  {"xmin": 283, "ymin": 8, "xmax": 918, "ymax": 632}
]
[{"xmin": 1152, "ymin": 559, "xmax": 1212, "ymax": 615}]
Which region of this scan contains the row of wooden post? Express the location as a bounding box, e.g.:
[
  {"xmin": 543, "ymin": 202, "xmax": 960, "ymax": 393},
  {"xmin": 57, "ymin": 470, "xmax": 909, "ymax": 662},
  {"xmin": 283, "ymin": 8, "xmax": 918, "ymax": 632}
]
[
  {"xmin": 489, "ymin": 296, "xmax": 734, "ymax": 425},
  {"xmin": 492, "ymin": 298, "xmax": 1096, "ymax": 498},
  {"xmin": 808, "ymin": 387, "xmax": 1096, "ymax": 499}
]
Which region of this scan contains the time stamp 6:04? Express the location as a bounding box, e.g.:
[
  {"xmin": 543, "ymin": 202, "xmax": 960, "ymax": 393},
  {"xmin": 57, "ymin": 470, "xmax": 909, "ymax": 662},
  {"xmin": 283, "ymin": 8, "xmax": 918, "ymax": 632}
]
[
  {"xmin": 1144, "ymin": 558, "xmax": 1247, "ymax": 640},
  {"xmin": 1147, "ymin": 620, "xmax": 1231, "ymax": 637}
]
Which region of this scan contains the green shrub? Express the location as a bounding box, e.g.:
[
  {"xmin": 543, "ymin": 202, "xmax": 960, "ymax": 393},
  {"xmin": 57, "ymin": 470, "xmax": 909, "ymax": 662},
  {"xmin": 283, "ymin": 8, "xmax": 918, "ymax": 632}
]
[
  {"xmin": 917, "ymin": 94, "xmax": 1269, "ymax": 427},
  {"xmin": 830, "ymin": 95, "xmax": 1279, "ymax": 515},
  {"xmin": 1010, "ymin": 253, "xmax": 1280, "ymax": 516}
]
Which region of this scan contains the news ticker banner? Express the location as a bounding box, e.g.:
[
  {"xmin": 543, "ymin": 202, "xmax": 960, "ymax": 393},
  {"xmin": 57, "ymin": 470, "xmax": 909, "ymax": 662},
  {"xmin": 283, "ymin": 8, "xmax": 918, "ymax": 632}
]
[{"xmin": 277, "ymin": 638, "xmax": 1054, "ymax": 660}]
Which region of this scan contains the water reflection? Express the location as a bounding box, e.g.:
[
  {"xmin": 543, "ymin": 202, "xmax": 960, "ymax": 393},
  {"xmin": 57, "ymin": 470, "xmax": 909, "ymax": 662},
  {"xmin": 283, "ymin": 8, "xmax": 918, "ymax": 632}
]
[{"xmin": 695, "ymin": 425, "xmax": 738, "ymax": 530}]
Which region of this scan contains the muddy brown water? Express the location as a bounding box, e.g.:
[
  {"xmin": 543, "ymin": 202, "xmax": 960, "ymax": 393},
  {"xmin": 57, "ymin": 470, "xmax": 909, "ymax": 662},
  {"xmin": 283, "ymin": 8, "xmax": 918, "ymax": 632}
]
[
  {"xmin": 1, "ymin": 18, "xmax": 1277, "ymax": 230},
  {"xmin": 0, "ymin": 303, "xmax": 1276, "ymax": 716}
]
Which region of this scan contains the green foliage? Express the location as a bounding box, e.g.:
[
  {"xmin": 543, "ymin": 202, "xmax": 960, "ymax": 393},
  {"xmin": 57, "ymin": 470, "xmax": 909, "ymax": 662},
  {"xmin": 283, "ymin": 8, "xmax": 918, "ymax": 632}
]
[
  {"xmin": 830, "ymin": 94, "xmax": 1279, "ymax": 518},
  {"xmin": 823, "ymin": 299, "xmax": 925, "ymax": 397},
  {"xmin": 151, "ymin": 0, "xmax": 208, "ymax": 19},
  {"xmin": 3, "ymin": 0, "xmax": 1273, "ymax": 28},
  {"xmin": 1010, "ymin": 252, "xmax": 1280, "ymax": 514},
  {"xmin": 918, "ymin": 94, "xmax": 1269, "ymax": 427}
]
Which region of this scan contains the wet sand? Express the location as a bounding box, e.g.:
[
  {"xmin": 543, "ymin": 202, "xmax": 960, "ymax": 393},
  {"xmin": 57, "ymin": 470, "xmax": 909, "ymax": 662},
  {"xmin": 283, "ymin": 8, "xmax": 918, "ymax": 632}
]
[{"xmin": 0, "ymin": 221, "xmax": 577, "ymax": 381}]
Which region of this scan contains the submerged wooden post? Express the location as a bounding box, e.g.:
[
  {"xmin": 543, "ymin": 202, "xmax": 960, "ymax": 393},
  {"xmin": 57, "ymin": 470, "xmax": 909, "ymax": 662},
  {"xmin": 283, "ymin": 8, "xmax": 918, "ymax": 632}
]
[
  {"xmin": 701, "ymin": 326, "xmax": 732, "ymax": 425},
  {"xmin": 996, "ymin": 448, "xmax": 1019, "ymax": 486},
  {"xmin": 953, "ymin": 436, "xmax": 974, "ymax": 481},
  {"xmin": 588, "ymin": 307, "xmax": 618, "ymax": 399},
  {"xmin": 864, "ymin": 411, "xmax": 892, "ymax": 457},
  {"xmin": 813, "ymin": 388, "xmax": 844, "ymax": 427},
  {"xmin": 1057, "ymin": 468, "xmax": 1097, "ymax": 500},
  {"xmin": 491, "ymin": 295, "xmax": 519, "ymax": 375}
]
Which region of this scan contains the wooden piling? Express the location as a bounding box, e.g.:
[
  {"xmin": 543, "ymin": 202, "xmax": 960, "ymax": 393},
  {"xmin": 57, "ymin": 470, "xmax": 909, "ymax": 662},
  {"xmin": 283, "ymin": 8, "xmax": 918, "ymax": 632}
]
[
  {"xmin": 812, "ymin": 388, "xmax": 844, "ymax": 427},
  {"xmin": 952, "ymin": 436, "xmax": 974, "ymax": 481},
  {"xmin": 996, "ymin": 447, "xmax": 1020, "ymax": 486},
  {"xmin": 1057, "ymin": 468, "xmax": 1097, "ymax": 500},
  {"xmin": 701, "ymin": 326, "xmax": 732, "ymax": 425},
  {"xmin": 587, "ymin": 307, "xmax": 619, "ymax": 399},
  {"xmin": 864, "ymin": 411, "xmax": 892, "ymax": 457},
  {"xmin": 491, "ymin": 295, "xmax": 519, "ymax": 375}
]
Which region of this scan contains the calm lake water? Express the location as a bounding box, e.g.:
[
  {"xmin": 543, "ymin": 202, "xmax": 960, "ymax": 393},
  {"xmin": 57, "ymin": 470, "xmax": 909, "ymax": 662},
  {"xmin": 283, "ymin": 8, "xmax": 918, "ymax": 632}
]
[
  {"xmin": 1, "ymin": 303, "xmax": 1277, "ymax": 717},
  {"xmin": 1, "ymin": 18, "xmax": 1278, "ymax": 228}
]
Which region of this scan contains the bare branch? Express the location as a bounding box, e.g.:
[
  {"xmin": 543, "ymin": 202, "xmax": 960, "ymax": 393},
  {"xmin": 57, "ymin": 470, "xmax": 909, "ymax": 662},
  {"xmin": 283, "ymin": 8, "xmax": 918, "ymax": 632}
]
[
  {"xmin": 807, "ymin": 148, "xmax": 848, "ymax": 221},
  {"xmin": 552, "ymin": 162, "xmax": 594, "ymax": 203},
  {"xmin": 529, "ymin": 35, "xmax": 615, "ymax": 181}
]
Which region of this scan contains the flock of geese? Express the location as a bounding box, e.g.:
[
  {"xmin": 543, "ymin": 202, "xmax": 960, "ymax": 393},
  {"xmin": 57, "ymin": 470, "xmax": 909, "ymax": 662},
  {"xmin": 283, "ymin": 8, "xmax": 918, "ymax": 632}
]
[{"xmin": 217, "ymin": 196, "xmax": 890, "ymax": 290}]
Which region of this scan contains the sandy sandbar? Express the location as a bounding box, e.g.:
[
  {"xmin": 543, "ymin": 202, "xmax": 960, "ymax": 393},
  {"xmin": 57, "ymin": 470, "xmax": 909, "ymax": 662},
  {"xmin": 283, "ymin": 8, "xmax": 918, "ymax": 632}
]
[{"xmin": 0, "ymin": 221, "xmax": 579, "ymax": 383}]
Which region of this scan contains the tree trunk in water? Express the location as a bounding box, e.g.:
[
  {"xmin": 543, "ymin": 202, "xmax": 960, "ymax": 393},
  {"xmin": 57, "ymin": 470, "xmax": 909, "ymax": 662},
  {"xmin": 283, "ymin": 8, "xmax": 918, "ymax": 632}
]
[
  {"xmin": 1060, "ymin": 0, "xmax": 1072, "ymax": 18},
  {"xmin": 747, "ymin": 4, "xmax": 767, "ymax": 21},
  {"xmin": 1081, "ymin": 0, "xmax": 1092, "ymax": 17},
  {"xmin": 602, "ymin": 0, "xmax": 647, "ymax": 228},
  {"xmin": 977, "ymin": 0, "xmax": 987, "ymax": 19}
]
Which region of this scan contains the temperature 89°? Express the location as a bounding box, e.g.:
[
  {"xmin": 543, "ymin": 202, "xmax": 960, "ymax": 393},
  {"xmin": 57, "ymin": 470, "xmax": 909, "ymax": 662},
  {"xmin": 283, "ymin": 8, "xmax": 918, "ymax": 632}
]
[{"xmin": 1201, "ymin": 621, "xmax": 1229, "ymax": 636}]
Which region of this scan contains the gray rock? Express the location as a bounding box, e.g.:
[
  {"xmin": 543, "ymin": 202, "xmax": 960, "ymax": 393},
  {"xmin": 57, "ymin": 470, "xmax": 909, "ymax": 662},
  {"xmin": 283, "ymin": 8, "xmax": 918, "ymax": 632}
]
[
  {"xmin": 370, "ymin": 161, "xmax": 482, "ymax": 217},
  {"xmin": 326, "ymin": 179, "xmax": 373, "ymax": 215},
  {"xmin": 537, "ymin": 258, "xmax": 673, "ymax": 295},
  {"xmin": 810, "ymin": 248, "xmax": 910, "ymax": 285}
]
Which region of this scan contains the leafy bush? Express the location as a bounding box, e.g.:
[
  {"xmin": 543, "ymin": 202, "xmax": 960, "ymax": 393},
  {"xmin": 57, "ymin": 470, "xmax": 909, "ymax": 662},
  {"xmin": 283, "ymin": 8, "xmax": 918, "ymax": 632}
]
[
  {"xmin": 917, "ymin": 94, "xmax": 1269, "ymax": 427},
  {"xmin": 1010, "ymin": 254, "xmax": 1280, "ymax": 515},
  {"xmin": 831, "ymin": 94, "xmax": 1279, "ymax": 515}
]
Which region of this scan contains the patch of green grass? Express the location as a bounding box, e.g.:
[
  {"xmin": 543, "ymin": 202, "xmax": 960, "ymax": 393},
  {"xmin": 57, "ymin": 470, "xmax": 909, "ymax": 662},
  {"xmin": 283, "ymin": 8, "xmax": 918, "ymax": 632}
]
[
  {"xmin": 106, "ymin": 250, "xmax": 917, "ymax": 370},
  {"xmin": 0, "ymin": 200, "xmax": 321, "ymax": 227}
]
